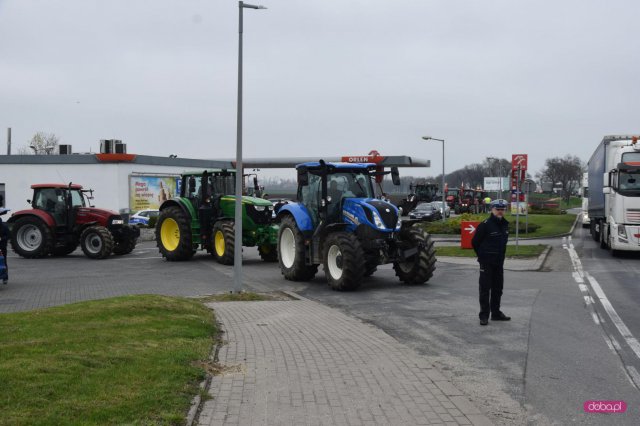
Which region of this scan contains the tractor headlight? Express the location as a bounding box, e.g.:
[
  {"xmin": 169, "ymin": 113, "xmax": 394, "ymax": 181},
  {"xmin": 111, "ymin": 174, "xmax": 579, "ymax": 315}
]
[
  {"xmin": 373, "ymin": 211, "xmax": 386, "ymax": 230},
  {"xmin": 254, "ymin": 205, "xmax": 266, "ymax": 212},
  {"xmin": 111, "ymin": 219, "xmax": 124, "ymax": 225},
  {"xmin": 268, "ymin": 205, "xmax": 274, "ymax": 211}
]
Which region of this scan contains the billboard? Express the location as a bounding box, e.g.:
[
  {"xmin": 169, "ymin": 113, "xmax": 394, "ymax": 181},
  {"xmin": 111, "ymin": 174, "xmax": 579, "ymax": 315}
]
[
  {"xmin": 129, "ymin": 176, "xmax": 179, "ymax": 211},
  {"xmin": 483, "ymin": 177, "xmax": 509, "ymax": 191}
]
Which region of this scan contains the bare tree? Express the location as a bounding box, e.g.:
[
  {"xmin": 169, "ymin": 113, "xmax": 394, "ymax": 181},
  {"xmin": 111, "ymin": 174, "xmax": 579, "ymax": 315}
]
[
  {"xmin": 21, "ymin": 132, "xmax": 60, "ymax": 155},
  {"xmin": 539, "ymin": 155, "xmax": 584, "ymax": 200}
]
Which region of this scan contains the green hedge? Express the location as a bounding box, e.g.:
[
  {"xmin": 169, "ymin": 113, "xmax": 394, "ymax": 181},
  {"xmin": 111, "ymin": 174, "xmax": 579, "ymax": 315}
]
[{"xmin": 421, "ymin": 213, "xmax": 540, "ymax": 235}]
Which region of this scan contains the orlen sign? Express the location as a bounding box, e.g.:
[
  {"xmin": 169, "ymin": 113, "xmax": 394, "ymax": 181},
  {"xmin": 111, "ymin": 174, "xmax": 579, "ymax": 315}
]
[{"xmin": 341, "ymin": 155, "xmax": 384, "ymax": 164}]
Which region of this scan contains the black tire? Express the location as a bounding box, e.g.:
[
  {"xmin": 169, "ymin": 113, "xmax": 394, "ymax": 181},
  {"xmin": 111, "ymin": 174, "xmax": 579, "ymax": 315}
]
[
  {"xmin": 393, "ymin": 226, "xmax": 437, "ymax": 284},
  {"xmin": 156, "ymin": 206, "xmax": 194, "ymax": 261},
  {"xmin": 10, "ymin": 216, "xmax": 54, "ymax": 258},
  {"xmin": 277, "ymin": 215, "xmax": 318, "ymax": 281},
  {"xmin": 454, "ymin": 206, "xmax": 461, "ymax": 215},
  {"xmin": 599, "ymin": 222, "xmax": 608, "ymax": 249},
  {"xmin": 212, "ymin": 221, "xmax": 235, "ymax": 265},
  {"xmin": 258, "ymin": 244, "xmax": 278, "ymax": 262},
  {"xmin": 323, "ymin": 232, "xmax": 365, "ymax": 291},
  {"xmin": 80, "ymin": 226, "xmax": 114, "ymax": 259},
  {"xmin": 52, "ymin": 243, "xmax": 78, "ymax": 256},
  {"xmin": 113, "ymin": 235, "xmax": 137, "ymax": 255}
]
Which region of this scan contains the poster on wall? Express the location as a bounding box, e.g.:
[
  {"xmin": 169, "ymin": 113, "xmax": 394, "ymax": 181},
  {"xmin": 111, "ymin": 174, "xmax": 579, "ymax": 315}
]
[{"xmin": 129, "ymin": 176, "xmax": 179, "ymax": 211}]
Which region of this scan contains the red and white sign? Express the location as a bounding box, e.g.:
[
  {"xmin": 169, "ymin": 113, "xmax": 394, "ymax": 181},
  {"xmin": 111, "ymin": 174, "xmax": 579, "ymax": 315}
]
[
  {"xmin": 461, "ymin": 221, "xmax": 480, "ymax": 249},
  {"xmin": 512, "ymin": 154, "xmax": 528, "ymax": 170},
  {"xmin": 341, "ymin": 150, "xmax": 385, "ymax": 164}
]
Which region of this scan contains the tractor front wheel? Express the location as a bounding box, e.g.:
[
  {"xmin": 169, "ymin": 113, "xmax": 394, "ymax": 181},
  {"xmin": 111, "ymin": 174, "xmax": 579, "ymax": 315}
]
[
  {"xmin": 393, "ymin": 226, "xmax": 436, "ymax": 284},
  {"xmin": 80, "ymin": 226, "xmax": 114, "ymax": 259},
  {"xmin": 212, "ymin": 221, "xmax": 235, "ymax": 265},
  {"xmin": 11, "ymin": 216, "xmax": 54, "ymax": 258},
  {"xmin": 278, "ymin": 215, "xmax": 317, "ymax": 281},
  {"xmin": 156, "ymin": 206, "xmax": 194, "ymax": 261},
  {"xmin": 258, "ymin": 244, "xmax": 278, "ymax": 262},
  {"xmin": 323, "ymin": 232, "xmax": 365, "ymax": 291}
]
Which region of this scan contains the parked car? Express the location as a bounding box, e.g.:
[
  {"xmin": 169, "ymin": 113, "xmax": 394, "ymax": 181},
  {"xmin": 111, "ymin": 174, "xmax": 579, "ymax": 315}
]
[
  {"xmin": 129, "ymin": 209, "xmax": 159, "ymax": 226},
  {"xmin": 408, "ymin": 203, "xmax": 442, "ymax": 221},
  {"xmin": 432, "ymin": 201, "xmax": 451, "ymax": 218}
]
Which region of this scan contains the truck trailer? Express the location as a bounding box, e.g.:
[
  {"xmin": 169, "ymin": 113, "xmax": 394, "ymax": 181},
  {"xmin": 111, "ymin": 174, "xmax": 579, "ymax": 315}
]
[{"xmin": 587, "ymin": 135, "xmax": 640, "ymax": 253}]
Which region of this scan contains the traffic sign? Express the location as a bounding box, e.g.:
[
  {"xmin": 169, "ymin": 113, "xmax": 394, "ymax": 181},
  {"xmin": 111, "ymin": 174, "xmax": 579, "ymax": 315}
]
[
  {"xmin": 461, "ymin": 221, "xmax": 481, "ymax": 249},
  {"xmin": 512, "ymin": 154, "xmax": 528, "ymax": 170}
]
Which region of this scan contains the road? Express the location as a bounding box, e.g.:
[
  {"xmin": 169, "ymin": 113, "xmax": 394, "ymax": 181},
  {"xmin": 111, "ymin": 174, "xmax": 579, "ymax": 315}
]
[{"xmin": 1, "ymin": 223, "xmax": 639, "ymax": 424}]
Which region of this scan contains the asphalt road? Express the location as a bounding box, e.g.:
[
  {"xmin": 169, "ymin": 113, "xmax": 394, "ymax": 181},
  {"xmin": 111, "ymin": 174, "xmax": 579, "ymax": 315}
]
[{"xmin": 1, "ymin": 224, "xmax": 639, "ymax": 424}]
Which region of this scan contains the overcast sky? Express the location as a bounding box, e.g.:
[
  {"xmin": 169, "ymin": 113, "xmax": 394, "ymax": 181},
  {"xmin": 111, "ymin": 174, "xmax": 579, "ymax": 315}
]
[{"xmin": 1, "ymin": 0, "xmax": 639, "ymax": 179}]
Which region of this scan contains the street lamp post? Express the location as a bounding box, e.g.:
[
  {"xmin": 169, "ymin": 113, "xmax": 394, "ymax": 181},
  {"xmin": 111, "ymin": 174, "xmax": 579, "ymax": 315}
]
[
  {"xmin": 487, "ymin": 157, "xmax": 504, "ymax": 201},
  {"xmin": 234, "ymin": 1, "xmax": 266, "ymax": 293},
  {"xmin": 422, "ymin": 136, "xmax": 445, "ymax": 223}
]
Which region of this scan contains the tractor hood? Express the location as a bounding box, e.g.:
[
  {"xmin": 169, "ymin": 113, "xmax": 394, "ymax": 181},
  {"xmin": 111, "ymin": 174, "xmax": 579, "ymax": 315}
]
[
  {"xmin": 76, "ymin": 207, "xmax": 121, "ymax": 223},
  {"xmin": 220, "ymin": 195, "xmax": 272, "ymax": 206},
  {"xmin": 342, "ymin": 198, "xmax": 400, "ymax": 231}
]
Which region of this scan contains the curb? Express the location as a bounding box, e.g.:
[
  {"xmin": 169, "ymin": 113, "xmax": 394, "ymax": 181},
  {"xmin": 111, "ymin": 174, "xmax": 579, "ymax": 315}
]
[
  {"xmin": 532, "ymin": 245, "xmax": 552, "ymax": 271},
  {"xmin": 186, "ymin": 315, "xmax": 224, "ymax": 426}
]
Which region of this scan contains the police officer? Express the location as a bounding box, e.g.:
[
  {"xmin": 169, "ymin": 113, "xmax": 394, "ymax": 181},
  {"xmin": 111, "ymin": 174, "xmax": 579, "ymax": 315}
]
[
  {"xmin": 0, "ymin": 210, "xmax": 9, "ymax": 285},
  {"xmin": 472, "ymin": 199, "xmax": 510, "ymax": 325}
]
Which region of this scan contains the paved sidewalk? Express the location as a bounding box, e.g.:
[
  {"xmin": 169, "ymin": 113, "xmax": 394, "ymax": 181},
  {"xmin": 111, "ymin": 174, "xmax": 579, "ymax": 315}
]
[{"xmin": 198, "ymin": 297, "xmax": 493, "ymax": 426}]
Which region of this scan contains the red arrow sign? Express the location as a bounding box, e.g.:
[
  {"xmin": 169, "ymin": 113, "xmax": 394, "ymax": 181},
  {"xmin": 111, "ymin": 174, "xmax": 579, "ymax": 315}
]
[{"xmin": 461, "ymin": 221, "xmax": 480, "ymax": 249}]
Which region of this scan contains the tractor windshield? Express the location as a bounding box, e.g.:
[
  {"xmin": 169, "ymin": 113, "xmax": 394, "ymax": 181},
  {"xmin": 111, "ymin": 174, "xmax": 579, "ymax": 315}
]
[
  {"xmin": 70, "ymin": 190, "xmax": 86, "ymax": 207},
  {"xmin": 211, "ymin": 174, "xmax": 235, "ymax": 196},
  {"xmin": 327, "ymin": 172, "xmax": 374, "ymax": 200}
]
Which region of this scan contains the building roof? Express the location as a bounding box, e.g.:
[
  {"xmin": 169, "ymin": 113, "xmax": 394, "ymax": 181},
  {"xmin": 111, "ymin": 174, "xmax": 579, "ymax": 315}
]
[{"xmin": 0, "ymin": 154, "xmax": 233, "ymax": 169}]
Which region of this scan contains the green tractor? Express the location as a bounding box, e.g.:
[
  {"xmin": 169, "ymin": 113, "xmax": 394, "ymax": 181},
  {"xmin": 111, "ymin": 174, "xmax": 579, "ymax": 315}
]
[{"xmin": 155, "ymin": 170, "xmax": 278, "ymax": 263}]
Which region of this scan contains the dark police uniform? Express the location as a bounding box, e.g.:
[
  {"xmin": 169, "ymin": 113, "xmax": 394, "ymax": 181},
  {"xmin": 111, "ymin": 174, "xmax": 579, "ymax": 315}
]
[
  {"xmin": 471, "ymin": 212, "xmax": 509, "ymax": 322},
  {"xmin": 0, "ymin": 216, "xmax": 9, "ymax": 284}
]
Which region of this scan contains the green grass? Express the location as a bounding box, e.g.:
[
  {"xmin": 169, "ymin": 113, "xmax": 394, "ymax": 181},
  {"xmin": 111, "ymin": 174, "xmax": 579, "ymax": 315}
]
[
  {"xmin": 423, "ymin": 212, "xmax": 576, "ymax": 238},
  {"xmin": 436, "ymin": 244, "xmax": 548, "ymax": 258},
  {"xmin": 0, "ymin": 295, "xmax": 217, "ymax": 426}
]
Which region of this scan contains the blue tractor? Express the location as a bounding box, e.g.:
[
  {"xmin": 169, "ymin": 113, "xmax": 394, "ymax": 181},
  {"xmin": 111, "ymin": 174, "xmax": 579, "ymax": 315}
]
[{"xmin": 276, "ymin": 160, "xmax": 436, "ymax": 291}]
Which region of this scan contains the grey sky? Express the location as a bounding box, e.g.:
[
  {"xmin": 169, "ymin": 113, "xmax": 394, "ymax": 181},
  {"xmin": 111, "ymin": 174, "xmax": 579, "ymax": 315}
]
[{"xmin": 1, "ymin": 0, "xmax": 639, "ymax": 178}]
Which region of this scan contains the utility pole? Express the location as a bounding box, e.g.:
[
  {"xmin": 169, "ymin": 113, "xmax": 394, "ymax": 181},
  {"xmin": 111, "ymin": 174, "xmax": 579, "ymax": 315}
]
[{"xmin": 6, "ymin": 128, "xmax": 11, "ymax": 155}]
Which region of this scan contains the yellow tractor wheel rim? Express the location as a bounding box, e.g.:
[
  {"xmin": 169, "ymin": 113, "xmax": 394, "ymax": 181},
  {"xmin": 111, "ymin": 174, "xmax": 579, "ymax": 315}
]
[
  {"xmin": 214, "ymin": 230, "xmax": 226, "ymax": 257},
  {"xmin": 160, "ymin": 218, "xmax": 180, "ymax": 252}
]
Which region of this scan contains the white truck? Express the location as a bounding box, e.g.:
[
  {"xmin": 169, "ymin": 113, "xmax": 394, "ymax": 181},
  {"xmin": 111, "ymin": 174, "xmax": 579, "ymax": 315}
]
[
  {"xmin": 588, "ymin": 135, "xmax": 640, "ymax": 253},
  {"xmin": 581, "ymin": 172, "xmax": 590, "ymax": 228}
]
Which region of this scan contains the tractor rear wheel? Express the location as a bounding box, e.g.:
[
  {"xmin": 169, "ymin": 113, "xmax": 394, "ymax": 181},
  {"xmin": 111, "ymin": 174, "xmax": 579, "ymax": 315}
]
[
  {"xmin": 258, "ymin": 244, "xmax": 278, "ymax": 262},
  {"xmin": 80, "ymin": 226, "xmax": 114, "ymax": 259},
  {"xmin": 393, "ymin": 226, "xmax": 436, "ymax": 284},
  {"xmin": 212, "ymin": 221, "xmax": 235, "ymax": 265},
  {"xmin": 323, "ymin": 232, "xmax": 365, "ymax": 291},
  {"xmin": 113, "ymin": 235, "xmax": 137, "ymax": 255},
  {"xmin": 156, "ymin": 206, "xmax": 194, "ymax": 261},
  {"xmin": 278, "ymin": 215, "xmax": 318, "ymax": 281},
  {"xmin": 11, "ymin": 216, "xmax": 54, "ymax": 258},
  {"xmin": 52, "ymin": 243, "xmax": 78, "ymax": 256}
]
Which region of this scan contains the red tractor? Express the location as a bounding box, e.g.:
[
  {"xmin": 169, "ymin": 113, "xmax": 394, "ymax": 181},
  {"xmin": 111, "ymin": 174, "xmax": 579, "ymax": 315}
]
[{"xmin": 8, "ymin": 183, "xmax": 139, "ymax": 259}]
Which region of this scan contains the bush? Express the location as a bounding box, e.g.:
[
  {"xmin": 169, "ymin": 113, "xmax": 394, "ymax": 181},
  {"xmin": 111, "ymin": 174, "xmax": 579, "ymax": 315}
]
[
  {"xmin": 509, "ymin": 221, "xmax": 540, "ymax": 234},
  {"xmin": 529, "ymin": 205, "xmax": 562, "ymax": 215},
  {"xmin": 147, "ymin": 216, "xmax": 158, "ymax": 229},
  {"xmin": 421, "ymin": 212, "xmax": 541, "ymax": 235}
]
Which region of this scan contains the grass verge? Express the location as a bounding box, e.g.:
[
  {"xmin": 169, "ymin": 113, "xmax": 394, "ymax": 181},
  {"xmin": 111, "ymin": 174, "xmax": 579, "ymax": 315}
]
[
  {"xmin": 423, "ymin": 213, "xmax": 576, "ymax": 238},
  {"xmin": 0, "ymin": 295, "xmax": 217, "ymax": 425},
  {"xmin": 436, "ymin": 244, "xmax": 548, "ymax": 258},
  {"xmin": 200, "ymin": 292, "xmax": 270, "ymax": 302}
]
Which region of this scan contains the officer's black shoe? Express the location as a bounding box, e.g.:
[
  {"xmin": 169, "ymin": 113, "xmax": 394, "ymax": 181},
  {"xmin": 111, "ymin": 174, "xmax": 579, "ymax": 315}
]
[
  {"xmin": 491, "ymin": 312, "xmax": 511, "ymax": 321},
  {"xmin": 480, "ymin": 317, "xmax": 489, "ymax": 326}
]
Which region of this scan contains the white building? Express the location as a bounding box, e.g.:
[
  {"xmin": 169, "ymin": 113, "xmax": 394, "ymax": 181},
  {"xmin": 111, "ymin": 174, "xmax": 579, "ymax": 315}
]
[{"xmin": 0, "ymin": 153, "xmax": 231, "ymax": 215}]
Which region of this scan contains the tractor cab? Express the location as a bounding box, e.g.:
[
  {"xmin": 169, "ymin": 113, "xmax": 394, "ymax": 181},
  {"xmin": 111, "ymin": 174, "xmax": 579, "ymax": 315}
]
[
  {"xmin": 30, "ymin": 184, "xmax": 95, "ymax": 229},
  {"xmin": 294, "ymin": 161, "xmax": 398, "ymax": 228}
]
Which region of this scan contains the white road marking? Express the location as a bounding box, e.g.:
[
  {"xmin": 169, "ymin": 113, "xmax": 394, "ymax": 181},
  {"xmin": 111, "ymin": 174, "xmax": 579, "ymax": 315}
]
[
  {"xmin": 564, "ymin": 235, "xmax": 640, "ymax": 362},
  {"xmin": 585, "ymin": 272, "xmax": 640, "ymax": 360},
  {"xmin": 627, "ymin": 366, "xmax": 640, "ymax": 386}
]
